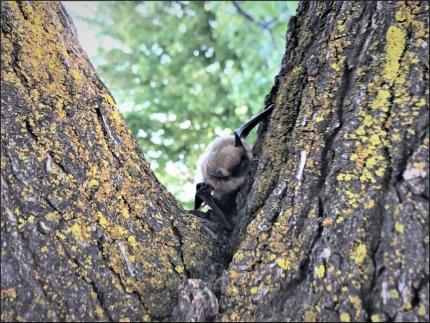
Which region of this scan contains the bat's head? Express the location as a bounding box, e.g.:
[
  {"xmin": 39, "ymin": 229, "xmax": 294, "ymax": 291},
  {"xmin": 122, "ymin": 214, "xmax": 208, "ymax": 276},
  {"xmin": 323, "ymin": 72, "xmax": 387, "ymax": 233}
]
[{"xmin": 197, "ymin": 134, "xmax": 252, "ymax": 199}]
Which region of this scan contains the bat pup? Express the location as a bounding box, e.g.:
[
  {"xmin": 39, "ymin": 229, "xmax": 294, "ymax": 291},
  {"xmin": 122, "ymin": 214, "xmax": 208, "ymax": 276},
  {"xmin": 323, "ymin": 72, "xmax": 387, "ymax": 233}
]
[{"xmin": 194, "ymin": 104, "xmax": 274, "ymax": 231}]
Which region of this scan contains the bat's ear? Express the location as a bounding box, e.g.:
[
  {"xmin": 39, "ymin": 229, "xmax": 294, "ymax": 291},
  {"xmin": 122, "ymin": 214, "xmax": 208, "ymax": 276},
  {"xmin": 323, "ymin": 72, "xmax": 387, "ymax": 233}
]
[{"xmin": 234, "ymin": 132, "xmax": 243, "ymax": 147}]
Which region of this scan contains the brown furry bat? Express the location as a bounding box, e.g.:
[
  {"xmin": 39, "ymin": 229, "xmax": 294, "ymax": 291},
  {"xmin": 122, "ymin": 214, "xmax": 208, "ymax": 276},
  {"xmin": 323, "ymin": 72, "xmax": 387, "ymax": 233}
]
[{"xmin": 194, "ymin": 104, "xmax": 274, "ymax": 230}]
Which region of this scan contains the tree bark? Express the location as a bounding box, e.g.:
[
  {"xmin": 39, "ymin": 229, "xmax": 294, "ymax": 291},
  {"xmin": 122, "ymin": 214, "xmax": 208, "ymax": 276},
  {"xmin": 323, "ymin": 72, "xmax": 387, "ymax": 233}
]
[
  {"xmin": 1, "ymin": 2, "xmax": 228, "ymax": 321},
  {"xmin": 220, "ymin": 1, "xmax": 429, "ymax": 322},
  {"xmin": 1, "ymin": 1, "xmax": 428, "ymax": 323}
]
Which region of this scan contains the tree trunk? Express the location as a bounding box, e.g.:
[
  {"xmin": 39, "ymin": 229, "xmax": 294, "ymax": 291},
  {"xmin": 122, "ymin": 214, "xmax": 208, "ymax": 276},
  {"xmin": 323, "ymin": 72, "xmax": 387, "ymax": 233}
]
[
  {"xmin": 1, "ymin": 1, "xmax": 428, "ymax": 323},
  {"xmin": 1, "ymin": 2, "xmax": 228, "ymax": 321},
  {"xmin": 220, "ymin": 1, "xmax": 429, "ymax": 322}
]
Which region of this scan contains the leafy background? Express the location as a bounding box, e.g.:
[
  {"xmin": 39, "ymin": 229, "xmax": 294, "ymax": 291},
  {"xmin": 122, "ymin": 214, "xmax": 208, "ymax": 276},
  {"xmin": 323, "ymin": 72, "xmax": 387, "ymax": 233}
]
[{"xmin": 63, "ymin": 1, "xmax": 298, "ymax": 208}]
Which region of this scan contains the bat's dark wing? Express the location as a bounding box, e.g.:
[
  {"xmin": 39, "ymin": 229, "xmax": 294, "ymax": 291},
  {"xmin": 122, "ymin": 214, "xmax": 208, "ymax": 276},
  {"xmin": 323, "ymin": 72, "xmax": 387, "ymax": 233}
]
[
  {"xmin": 233, "ymin": 104, "xmax": 274, "ymax": 139},
  {"xmin": 194, "ymin": 183, "xmax": 205, "ymax": 210},
  {"xmin": 194, "ymin": 183, "xmax": 233, "ymax": 231}
]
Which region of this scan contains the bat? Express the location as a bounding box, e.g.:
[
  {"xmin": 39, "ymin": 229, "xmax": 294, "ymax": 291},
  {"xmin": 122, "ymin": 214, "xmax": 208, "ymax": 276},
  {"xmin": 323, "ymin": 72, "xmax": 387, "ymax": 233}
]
[{"xmin": 193, "ymin": 104, "xmax": 274, "ymax": 230}]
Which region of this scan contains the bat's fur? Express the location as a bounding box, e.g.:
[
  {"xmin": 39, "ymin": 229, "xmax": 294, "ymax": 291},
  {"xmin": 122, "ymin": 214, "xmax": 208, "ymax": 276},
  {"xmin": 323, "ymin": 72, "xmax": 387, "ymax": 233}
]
[
  {"xmin": 194, "ymin": 105, "xmax": 273, "ymax": 228},
  {"xmin": 197, "ymin": 135, "xmax": 252, "ymax": 201}
]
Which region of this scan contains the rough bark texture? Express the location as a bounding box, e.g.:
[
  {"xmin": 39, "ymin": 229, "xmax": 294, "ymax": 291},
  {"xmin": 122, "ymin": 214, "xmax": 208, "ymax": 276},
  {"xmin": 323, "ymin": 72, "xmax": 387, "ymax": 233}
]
[
  {"xmin": 1, "ymin": 1, "xmax": 429, "ymax": 323},
  {"xmin": 220, "ymin": 1, "xmax": 429, "ymax": 322},
  {"xmin": 1, "ymin": 2, "xmax": 229, "ymax": 321}
]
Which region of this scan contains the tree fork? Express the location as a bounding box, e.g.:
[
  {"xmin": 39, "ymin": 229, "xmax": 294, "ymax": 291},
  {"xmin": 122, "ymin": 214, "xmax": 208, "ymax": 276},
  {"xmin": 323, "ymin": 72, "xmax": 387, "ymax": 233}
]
[{"xmin": 1, "ymin": 1, "xmax": 429, "ymax": 322}]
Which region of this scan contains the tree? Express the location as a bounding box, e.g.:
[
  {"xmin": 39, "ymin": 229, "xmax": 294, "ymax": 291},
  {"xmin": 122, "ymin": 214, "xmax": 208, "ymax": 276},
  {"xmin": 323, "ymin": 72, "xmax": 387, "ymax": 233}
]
[
  {"xmin": 1, "ymin": 1, "xmax": 428, "ymax": 322},
  {"xmin": 1, "ymin": 2, "xmax": 226, "ymax": 321},
  {"xmin": 219, "ymin": 1, "xmax": 429, "ymax": 321}
]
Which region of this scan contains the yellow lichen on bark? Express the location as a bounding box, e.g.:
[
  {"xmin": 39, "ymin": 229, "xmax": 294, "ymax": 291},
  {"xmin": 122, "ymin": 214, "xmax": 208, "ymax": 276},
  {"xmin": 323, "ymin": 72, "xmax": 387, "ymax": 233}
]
[
  {"xmin": 219, "ymin": 2, "xmax": 428, "ymax": 322},
  {"xmin": 383, "ymin": 25, "xmax": 406, "ymax": 83}
]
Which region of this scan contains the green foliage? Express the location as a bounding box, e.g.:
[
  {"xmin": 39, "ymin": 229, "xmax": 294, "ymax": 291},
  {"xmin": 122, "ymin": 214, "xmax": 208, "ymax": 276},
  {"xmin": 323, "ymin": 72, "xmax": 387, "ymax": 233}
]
[{"xmin": 72, "ymin": 1, "xmax": 298, "ymax": 207}]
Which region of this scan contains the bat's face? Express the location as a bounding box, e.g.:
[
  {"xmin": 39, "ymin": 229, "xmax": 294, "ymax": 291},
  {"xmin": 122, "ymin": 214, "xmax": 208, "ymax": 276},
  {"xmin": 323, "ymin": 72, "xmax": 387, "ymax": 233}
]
[{"xmin": 198, "ymin": 136, "xmax": 252, "ymax": 198}]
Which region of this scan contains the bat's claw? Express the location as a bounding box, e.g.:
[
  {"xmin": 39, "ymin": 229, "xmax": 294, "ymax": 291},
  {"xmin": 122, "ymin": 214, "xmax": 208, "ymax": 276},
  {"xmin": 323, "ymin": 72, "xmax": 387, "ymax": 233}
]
[
  {"xmin": 194, "ymin": 182, "xmax": 233, "ymax": 232},
  {"xmin": 196, "ymin": 182, "xmax": 214, "ymax": 195}
]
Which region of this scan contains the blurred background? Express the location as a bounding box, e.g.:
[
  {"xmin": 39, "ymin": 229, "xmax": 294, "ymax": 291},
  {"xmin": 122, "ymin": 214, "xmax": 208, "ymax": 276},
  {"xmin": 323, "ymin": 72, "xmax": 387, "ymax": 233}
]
[{"xmin": 62, "ymin": 1, "xmax": 298, "ymax": 208}]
